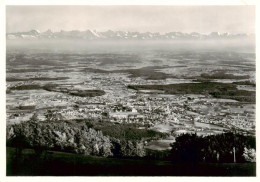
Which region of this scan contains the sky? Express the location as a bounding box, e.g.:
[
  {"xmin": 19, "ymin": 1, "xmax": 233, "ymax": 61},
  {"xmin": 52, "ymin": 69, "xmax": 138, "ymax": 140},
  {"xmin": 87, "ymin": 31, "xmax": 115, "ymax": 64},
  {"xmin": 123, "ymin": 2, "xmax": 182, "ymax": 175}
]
[{"xmin": 6, "ymin": 6, "xmax": 255, "ymax": 34}]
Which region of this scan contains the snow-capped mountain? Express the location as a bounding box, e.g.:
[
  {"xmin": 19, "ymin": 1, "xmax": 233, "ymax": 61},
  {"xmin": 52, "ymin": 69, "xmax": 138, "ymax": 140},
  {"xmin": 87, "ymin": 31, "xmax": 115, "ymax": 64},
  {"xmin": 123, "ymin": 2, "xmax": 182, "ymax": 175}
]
[
  {"xmin": 6, "ymin": 29, "xmax": 251, "ymax": 40},
  {"xmin": 7, "ymin": 29, "xmax": 41, "ymax": 39}
]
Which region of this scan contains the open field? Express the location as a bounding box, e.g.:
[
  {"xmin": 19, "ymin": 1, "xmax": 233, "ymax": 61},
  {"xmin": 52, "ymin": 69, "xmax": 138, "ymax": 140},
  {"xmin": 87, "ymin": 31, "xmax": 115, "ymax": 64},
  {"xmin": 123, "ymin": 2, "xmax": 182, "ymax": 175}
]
[{"xmin": 7, "ymin": 147, "xmax": 256, "ymax": 176}]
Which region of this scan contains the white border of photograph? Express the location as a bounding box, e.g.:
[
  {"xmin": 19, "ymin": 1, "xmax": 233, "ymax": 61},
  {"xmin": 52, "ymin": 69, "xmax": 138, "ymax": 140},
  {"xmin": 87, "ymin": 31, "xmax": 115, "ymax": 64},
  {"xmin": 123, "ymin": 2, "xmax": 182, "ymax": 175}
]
[{"xmin": 0, "ymin": 0, "xmax": 258, "ymax": 182}]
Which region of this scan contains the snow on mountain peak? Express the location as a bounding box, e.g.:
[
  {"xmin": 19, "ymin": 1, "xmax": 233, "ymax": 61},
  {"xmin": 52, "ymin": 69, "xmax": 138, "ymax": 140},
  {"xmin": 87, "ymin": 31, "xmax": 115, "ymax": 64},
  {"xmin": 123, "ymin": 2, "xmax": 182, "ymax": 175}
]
[{"xmin": 6, "ymin": 30, "xmax": 250, "ymax": 40}]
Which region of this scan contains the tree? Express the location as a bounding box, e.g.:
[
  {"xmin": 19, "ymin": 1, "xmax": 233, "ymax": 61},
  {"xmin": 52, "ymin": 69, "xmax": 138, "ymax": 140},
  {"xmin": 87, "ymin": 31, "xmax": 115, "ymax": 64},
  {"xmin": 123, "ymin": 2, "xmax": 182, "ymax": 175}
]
[
  {"xmin": 243, "ymin": 147, "xmax": 256, "ymax": 162},
  {"xmin": 8, "ymin": 127, "xmax": 29, "ymax": 157},
  {"xmin": 170, "ymin": 134, "xmax": 204, "ymax": 163}
]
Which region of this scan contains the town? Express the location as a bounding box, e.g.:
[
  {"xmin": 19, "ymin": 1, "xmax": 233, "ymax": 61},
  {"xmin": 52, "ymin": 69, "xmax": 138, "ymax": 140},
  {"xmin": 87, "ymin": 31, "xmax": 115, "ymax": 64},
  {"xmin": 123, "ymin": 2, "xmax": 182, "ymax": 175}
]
[{"xmin": 7, "ymin": 53, "xmax": 255, "ymax": 150}]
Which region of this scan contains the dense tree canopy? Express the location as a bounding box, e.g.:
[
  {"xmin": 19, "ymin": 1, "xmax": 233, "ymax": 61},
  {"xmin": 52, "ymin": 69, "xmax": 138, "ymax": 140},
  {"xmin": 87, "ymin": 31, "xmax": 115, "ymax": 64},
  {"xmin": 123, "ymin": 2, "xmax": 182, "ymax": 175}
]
[
  {"xmin": 6, "ymin": 120, "xmax": 147, "ymax": 158},
  {"xmin": 170, "ymin": 133, "xmax": 256, "ymax": 163}
]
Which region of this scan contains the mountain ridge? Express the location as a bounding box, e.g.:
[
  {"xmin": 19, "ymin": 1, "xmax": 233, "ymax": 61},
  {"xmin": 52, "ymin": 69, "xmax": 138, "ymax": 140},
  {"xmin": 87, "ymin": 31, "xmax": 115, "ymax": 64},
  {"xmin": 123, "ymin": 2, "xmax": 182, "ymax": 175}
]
[{"xmin": 6, "ymin": 29, "xmax": 254, "ymax": 40}]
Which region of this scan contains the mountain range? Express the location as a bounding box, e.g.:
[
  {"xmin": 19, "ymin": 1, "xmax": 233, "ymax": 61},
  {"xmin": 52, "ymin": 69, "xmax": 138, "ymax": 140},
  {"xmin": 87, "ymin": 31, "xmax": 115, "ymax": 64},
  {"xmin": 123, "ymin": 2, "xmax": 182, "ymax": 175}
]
[{"xmin": 6, "ymin": 29, "xmax": 253, "ymax": 40}]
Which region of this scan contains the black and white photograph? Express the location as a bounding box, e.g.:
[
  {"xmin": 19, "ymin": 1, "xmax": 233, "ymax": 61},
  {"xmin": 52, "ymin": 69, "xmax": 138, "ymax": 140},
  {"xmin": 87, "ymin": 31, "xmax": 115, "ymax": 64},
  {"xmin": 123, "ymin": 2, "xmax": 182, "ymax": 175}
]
[{"xmin": 2, "ymin": 1, "xmax": 258, "ymax": 178}]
